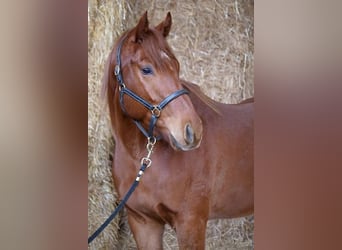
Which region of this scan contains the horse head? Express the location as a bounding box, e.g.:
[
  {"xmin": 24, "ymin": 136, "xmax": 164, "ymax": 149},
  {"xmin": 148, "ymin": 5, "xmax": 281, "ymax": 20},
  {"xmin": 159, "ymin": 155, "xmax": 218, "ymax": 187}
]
[{"xmin": 110, "ymin": 12, "xmax": 203, "ymax": 151}]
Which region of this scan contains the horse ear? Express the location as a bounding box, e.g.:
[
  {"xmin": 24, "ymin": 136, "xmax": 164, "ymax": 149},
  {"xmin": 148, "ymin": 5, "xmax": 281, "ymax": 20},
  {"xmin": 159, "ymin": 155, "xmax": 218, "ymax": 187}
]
[
  {"xmin": 135, "ymin": 11, "xmax": 149, "ymax": 43},
  {"xmin": 155, "ymin": 12, "xmax": 172, "ymax": 37}
]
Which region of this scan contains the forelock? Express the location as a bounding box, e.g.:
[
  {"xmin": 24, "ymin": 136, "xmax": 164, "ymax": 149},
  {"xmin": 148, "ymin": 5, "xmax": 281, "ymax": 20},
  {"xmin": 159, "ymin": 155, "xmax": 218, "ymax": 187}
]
[{"xmin": 140, "ymin": 29, "xmax": 179, "ymax": 72}]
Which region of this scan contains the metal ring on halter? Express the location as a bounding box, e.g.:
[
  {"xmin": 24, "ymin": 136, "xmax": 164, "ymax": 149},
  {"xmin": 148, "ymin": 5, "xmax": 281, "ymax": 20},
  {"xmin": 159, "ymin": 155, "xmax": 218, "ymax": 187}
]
[
  {"xmin": 119, "ymin": 83, "xmax": 126, "ymax": 91},
  {"xmin": 151, "ymin": 106, "xmax": 161, "ymax": 117},
  {"xmin": 148, "ymin": 136, "xmax": 157, "ymax": 145}
]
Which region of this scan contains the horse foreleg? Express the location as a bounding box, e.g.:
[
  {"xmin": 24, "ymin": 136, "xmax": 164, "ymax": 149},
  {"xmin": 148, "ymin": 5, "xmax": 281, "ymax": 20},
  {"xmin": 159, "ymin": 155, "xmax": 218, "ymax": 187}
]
[
  {"xmin": 174, "ymin": 213, "xmax": 208, "ymax": 250},
  {"xmin": 127, "ymin": 211, "xmax": 164, "ymax": 250}
]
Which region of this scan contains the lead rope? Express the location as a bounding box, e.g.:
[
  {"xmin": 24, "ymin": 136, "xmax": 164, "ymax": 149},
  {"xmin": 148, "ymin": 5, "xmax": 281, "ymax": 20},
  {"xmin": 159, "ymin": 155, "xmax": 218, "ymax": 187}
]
[{"xmin": 88, "ymin": 137, "xmax": 156, "ymax": 244}]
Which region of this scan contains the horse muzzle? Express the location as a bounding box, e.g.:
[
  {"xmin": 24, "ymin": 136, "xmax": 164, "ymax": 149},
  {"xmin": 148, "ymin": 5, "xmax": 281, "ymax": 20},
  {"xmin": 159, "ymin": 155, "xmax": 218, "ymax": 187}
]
[{"xmin": 169, "ymin": 122, "xmax": 202, "ymax": 151}]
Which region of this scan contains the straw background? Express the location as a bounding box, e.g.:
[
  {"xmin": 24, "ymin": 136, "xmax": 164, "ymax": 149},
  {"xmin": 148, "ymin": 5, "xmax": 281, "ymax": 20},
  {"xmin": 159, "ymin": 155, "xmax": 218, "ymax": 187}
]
[{"xmin": 88, "ymin": 0, "xmax": 254, "ymax": 249}]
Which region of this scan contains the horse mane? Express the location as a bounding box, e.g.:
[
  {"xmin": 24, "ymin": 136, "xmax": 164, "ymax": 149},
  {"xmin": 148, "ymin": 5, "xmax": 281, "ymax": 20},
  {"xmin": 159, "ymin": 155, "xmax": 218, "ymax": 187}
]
[
  {"xmin": 181, "ymin": 80, "xmax": 221, "ymax": 115},
  {"xmin": 101, "ymin": 51, "xmax": 111, "ymax": 101}
]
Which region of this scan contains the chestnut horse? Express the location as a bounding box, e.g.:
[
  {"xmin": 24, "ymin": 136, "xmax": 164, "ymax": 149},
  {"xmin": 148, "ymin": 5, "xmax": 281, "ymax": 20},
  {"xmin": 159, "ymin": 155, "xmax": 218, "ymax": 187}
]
[{"xmin": 103, "ymin": 12, "xmax": 253, "ymax": 249}]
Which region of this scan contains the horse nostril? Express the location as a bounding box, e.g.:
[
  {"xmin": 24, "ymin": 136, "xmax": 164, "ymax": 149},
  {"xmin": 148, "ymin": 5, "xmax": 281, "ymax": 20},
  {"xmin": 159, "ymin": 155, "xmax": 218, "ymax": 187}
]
[{"xmin": 185, "ymin": 124, "xmax": 195, "ymax": 145}]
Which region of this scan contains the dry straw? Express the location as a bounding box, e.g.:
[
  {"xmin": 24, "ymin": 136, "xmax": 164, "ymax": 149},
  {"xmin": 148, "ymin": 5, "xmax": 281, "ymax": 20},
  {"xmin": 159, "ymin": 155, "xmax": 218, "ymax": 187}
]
[{"xmin": 88, "ymin": 0, "xmax": 254, "ymax": 249}]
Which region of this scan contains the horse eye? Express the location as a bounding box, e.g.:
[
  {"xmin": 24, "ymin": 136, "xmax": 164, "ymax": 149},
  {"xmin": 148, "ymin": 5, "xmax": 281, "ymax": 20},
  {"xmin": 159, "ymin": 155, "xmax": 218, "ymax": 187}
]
[{"xmin": 141, "ymin": 67, "xmax": 153, "ymax": 75}]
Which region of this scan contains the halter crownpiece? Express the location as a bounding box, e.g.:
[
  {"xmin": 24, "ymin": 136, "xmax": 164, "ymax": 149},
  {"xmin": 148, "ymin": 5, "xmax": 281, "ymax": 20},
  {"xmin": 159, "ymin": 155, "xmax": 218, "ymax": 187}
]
[{"xmin": 114, "ymin": 36, "xmax": 189, "ymax": 139}]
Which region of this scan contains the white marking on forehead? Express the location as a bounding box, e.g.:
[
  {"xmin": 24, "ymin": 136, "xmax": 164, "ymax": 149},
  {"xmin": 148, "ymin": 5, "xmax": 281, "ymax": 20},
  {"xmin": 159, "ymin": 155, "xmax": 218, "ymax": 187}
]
[{"xmin": 160, "ymin": 50, "xmax": 170, "ymax": 60}]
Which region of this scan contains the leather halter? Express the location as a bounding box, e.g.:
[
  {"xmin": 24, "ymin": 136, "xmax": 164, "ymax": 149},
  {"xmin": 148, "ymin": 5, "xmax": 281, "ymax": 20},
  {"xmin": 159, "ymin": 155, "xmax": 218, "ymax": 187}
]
[{"xmin": 114, "ymin": 36, "xmax": 189, "ymax": 139}]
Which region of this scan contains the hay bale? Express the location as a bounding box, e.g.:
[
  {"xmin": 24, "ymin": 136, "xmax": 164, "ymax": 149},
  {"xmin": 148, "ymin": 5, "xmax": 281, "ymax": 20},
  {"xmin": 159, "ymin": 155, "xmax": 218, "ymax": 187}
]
[
  {"xmin": 88, "ymin": 0, "xmax": 254, "ymax": 249},
  {"xmin": 88, "ymin": 1, "xmax": 126, "ymax": 249}
]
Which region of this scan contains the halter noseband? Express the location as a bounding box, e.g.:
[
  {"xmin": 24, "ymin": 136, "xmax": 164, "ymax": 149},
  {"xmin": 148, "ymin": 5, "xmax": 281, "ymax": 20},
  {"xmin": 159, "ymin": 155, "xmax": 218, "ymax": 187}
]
[{"xmin": 114, "ymin": 36, "xmax": 189, "ymax": 140}]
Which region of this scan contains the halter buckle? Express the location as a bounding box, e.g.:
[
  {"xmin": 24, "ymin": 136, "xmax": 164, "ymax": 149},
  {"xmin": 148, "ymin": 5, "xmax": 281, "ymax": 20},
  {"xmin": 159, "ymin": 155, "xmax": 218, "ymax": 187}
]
[{"xmin": 151, "ymin": 106, "xmax": 161, "ymax": 117}]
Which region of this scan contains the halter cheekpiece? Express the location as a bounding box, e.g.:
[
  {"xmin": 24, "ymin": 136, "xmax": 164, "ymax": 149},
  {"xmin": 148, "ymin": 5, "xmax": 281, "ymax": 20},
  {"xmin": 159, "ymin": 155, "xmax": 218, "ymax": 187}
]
[{"xmin": 114, "ymin": 36, "xmax": 189, "ymax": 140}]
